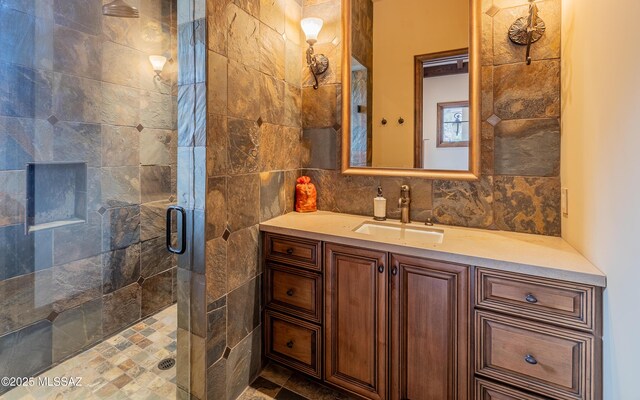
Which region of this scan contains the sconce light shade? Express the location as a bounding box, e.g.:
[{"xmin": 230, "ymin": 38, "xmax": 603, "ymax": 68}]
[
  {"xmin": 301, "ymin": 17, "xmax": 324, "ymax": 44},
  {"xmin": 149, "ymin": 55, "xmax": 167, "ymax": 74}
]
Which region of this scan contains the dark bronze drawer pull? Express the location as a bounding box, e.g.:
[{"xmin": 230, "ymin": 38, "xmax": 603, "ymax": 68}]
[
  {"xmin": 378, "ymin": 264, "xmax": 384, "ymax": 273},
  {"xmin": 525, "ymin": 294, "xmax": 538, "ymax": 303},
  {"xmin": 286, "ymin": 248, "xmax": 294, "ymax": 255},
  {"xmin": 391, "ymin": 267, "xmax": 398, "ymax": 276},
  {"xmin": 286, "ymin": 289, "xmax": 294, "ymax": 296},
  {"xmin": 286, "ymin": 340, "xmax": 294, "ymax": 348},
  {"xmin": 524, "ymin": 354, "xmax": 538, "ymax": 365}
]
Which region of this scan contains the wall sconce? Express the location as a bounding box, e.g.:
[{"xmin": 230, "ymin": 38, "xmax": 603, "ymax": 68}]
[
  {"xmin": 508, "ymin": 0, "xmax": 546, "ymax": 65},
  {"xmin": 301, "ymin": 17, "xmax": 329, "ymax": 90},
  {"xmin": 149, "ymin": 55, "xmax": 167, "ymax": 79}
]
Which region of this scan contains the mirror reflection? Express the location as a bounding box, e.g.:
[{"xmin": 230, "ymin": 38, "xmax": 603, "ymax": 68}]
[{"xmin": 349, "ymin": 0, "xmax": 470, "ymax": 171}]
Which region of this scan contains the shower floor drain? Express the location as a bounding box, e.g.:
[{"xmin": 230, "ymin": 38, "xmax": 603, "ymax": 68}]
[{"xmin": 157, "ymin": 358, "xmax": 176, "ymax": 370}]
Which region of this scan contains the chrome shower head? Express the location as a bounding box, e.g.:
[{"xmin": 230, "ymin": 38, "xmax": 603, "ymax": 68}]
[{"xmin": 102, "ymin": 0, "xmax": 140, "ymax": 18}]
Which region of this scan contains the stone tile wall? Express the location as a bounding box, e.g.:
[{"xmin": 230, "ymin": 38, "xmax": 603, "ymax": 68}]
[
  {"xmin": 301, "ymin": 0, "xmax": 562, "ymax": 236},
  {"xmin": 197, "ymin": 0, "xmax": 304, "ymax": 399},
  {"xmin": 0, "ymin": 1, "xmax": 179, "ymax": 393}
]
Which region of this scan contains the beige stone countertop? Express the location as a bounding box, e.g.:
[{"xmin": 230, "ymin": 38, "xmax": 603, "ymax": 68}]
[{"xmin": 259, "ymin": 211, "xmax": 606, "ymax": 287}]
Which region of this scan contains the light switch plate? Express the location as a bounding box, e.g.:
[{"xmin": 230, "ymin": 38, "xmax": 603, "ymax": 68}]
[{"xmin": 561, "ymin": 188, "xmax": 568, "ymax": 216}]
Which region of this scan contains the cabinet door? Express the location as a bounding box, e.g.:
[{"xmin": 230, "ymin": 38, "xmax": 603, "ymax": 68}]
[
  {"xmin": 390, "ymin": 254, "xmax": 470, "ymax": 400},
  {"xmin": 325, "ymin": 243, "xmax": 388, "ymax": 400}
]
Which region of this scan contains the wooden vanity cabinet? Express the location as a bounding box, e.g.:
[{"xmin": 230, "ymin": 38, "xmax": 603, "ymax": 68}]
[
  {"xmin": 474, "ymin": 268, "xmax": 602, "ymax": 400},
  {"xmin": 325, "ymin": 243, "xmax": 388, "ymax": 400},
  {"xmin": 262, "ymin": 233, "xmax": 603, "ymax": 400},
  {"xmin": 263, "ymin": 234, "xmax": 324, "ymax": 379},
  {"xmin": 390, "ymin": 254, "xmax": 470, "ymax": 400},
  {"xmin": 324, "ymin": 245, "xmax": 471, "ymax": 400},
  {"xmin": 264, "ymin": 234, "xmax": 471, "ymax": 400}
]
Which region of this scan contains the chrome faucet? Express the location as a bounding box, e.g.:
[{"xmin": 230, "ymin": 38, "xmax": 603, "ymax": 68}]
[{"xmin": 398, "ymin": 185, "xmax": 411, "ymax": 223}]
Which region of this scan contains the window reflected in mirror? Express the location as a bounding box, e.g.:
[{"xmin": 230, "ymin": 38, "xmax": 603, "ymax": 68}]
[{"xmin": 437, "ymin": 102, "xmax": 469, "ymax": 148}]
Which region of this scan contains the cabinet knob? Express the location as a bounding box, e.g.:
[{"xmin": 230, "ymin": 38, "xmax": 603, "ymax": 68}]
[
  {"xmin": 391, "ymin": 267, "xmax": 398, "ymax": 276},
  {"xmin": 525, "ymin": 294, "xmax": 538, "ymax": 303},
  {"xmin": 286, "ymin": 248, "xmax": 294, "ymax": 255},
  {"xmin": 286, "ymin": 340, "xmax": 294, "ymax": 348},
  {"xmin": 524, "ymin": 354, "xmax": 538, "ymax": 365},
  {"xmin": 286, "ymin": 289, "xmax": 294, "ymax": 296},
  {"xmin": 378, "ymin": 265, "xmax": 385, "ymax": 273}
]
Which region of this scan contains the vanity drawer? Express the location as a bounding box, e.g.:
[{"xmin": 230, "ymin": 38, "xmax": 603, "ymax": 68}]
[
  {"xmin": 476, "ymin": 269, "xmax": 596, "ymax": 331},
  {"xmin": 476, "ymin": 379, "xmax": 549, "ymax": 400},
  {"xmin": 265, "ymin": 263, "xmax": 322, "ymax": 323},
  {"xmin": 265, "ymin": 311, "xmax": 322, "ymax": 378},
  {"xmin": 476, "ymin": 311, "xmax": 596, "ymax": 400},
  {"xmin": 264, "ymin": 233, "xmax": 321, "ymax": 271}
]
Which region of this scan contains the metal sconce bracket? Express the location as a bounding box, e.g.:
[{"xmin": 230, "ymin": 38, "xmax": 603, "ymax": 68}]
[
  {"xmin": 153, "ymin": 72, "xmax": 172, "ymax": 86},
  {"xmin": 306, "ymin": 45, "xmax": 329, "ymax": 90},
  {"xmin": 508, "ymin": 0, "xmax": 546, "ymax": 65},
  {"xmin": 152, "ymin": 57, "xmax": 173, "ymax": 85}
]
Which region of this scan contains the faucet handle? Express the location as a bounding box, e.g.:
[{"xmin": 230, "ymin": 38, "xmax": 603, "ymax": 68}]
[
  {"xmin": 425, "ymin": 209, "xmax": 434, "ymax": 226},
  {"xmin": 399, "ymin": 185, "xmax": 410, "ymax": 206}
]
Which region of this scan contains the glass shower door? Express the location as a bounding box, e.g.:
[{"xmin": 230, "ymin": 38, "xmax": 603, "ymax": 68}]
[{"xmin": 0, "ymin": 0, "xmax": 185, "ymax": 397}]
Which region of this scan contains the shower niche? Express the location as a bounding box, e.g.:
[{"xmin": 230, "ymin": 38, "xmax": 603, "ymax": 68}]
[{"xmin": 26, "ymin": 162, "xmax": 88, "ymax": 233}]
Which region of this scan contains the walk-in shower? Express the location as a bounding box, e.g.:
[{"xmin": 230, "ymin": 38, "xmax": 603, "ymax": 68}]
[{"xmin": 0, "ymin": 0, "xmax": 184, "ymax": 397}]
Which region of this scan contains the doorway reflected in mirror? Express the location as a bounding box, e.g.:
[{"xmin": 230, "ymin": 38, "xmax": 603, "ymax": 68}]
[{"xmin": 415, "ymin": 49, "xmax": 470, "ymax": 170}]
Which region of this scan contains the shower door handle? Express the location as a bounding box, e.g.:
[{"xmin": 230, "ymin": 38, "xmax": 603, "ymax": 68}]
[{"xmin": 166, "ymin": 206, "xmax": 187, "ymax": 255}]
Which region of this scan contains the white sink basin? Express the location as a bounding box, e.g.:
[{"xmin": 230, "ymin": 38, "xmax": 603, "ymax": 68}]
[{"xmin": 354, "ymin": 221, "xmax": 444, "ymax": 244}]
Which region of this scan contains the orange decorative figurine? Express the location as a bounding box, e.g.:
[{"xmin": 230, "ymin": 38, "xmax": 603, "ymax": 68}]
[{"xmin": 295, "ymin": 176, "xmax": 317, "ymax": 213}]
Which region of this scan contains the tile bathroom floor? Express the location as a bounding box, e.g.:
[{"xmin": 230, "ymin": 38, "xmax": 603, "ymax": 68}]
[
  {"xmin": 2, "ymin": 305, "xmax": 177, "ymax": 400},
  {"xmin": 239, "ymin": 364, "xmax": 355, "ymax": 400}
]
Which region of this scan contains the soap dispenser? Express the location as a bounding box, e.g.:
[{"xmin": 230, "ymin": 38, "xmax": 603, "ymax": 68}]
[{"xmin": 374, "ymin": 186, "xmax": 387, "ymax": 221}]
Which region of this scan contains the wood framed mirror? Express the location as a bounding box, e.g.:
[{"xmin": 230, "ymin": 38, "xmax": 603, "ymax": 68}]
[{"xmin": 341, "ymin": 0, "xmax": 481, "ymax": 180}]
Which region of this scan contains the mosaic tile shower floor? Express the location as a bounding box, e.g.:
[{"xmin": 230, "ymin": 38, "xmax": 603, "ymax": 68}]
[{"xmin": 2, "ymin": 305, "xmax": 177, "ymax": 400}]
